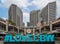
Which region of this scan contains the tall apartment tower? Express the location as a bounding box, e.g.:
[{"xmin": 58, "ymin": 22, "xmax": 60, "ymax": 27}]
[
  {"xmin": 40, "ymin": 1, "xmax": 56, "ymax": 24},
  {"xmin": 9, "ymin": 4, "xmax": 23, "ymax": 27},
  {"xmin": 29, "ymin": 1, "xmax": 56, "ymax": 26},
  {"xmin": 30, "ymin": 10, "xmax": 40, "ymax": 26}
]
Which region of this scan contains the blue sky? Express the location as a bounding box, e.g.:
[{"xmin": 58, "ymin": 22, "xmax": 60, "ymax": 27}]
[{"xmin": 0, "ymin": 0, "xmax": 60, "ymax": 25}]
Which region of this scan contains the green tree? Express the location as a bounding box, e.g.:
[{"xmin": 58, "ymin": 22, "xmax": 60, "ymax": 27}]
[{"xmin": 8, "ymin": 20, "xmax": 16, "ymax": 25}]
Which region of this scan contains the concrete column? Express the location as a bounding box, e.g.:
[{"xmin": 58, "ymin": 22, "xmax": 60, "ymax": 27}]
[
  {"xmin": 50, "ymin": 23, "xmax": 52, "ymax": 32},
  {"xmin": 13, "ymin": 26, "xmax": 15, "ymax": 33},
  {"xmin": 6, "ymin": 20, "xmax": 8, "ymax": 32},
  {"xmin": 18, "ymin": 27, "xmax": 19, "ymax": 34},
  {"xmin": 33, "ymin": 29, "xmax": 35, "ymax": 35},
  {"xmin": 39, "ymin": 27, "xmax": 41, "ymax": 34},
  {"xmin": 17, "ymin": 27, "xmax": 20, "ymax": 33},
  {"xmin": 24, "ymin": 29, "xmax": 26, "ymax": 35}
]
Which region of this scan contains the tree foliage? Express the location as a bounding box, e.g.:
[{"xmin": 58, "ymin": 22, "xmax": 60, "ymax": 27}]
[{"xmin": 8, "ymin": 20, "xmax": 16, "ymax": 25}]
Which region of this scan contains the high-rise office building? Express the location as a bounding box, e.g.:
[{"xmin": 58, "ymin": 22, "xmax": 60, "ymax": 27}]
[
  {"xmin": 30, "ymin": 10, "xmax": 40, "ymax": 26},
  {"xmin": 9, "ymin": 4, "xmax": 23, "ymax": 27},
  {"xmin": 40, "ymin": 1, "xmax": 56, "ymax": 24}
]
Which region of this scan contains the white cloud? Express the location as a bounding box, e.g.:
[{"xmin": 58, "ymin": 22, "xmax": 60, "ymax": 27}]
[
  {"xmin": 0, "ymin": 0, "xmax": 30, "ymax": 8},
  {"xmin": 2, "ymin": 17, "xmax": 7, "ymax": 20},
  {"xmin": 48, "ymin": 0, "xmax": 56, "ymax": 2},
  {"xmin": 29, "ymin": 0, "xmax": 56, "ymax": 9},
  {"xmin": 23, "ymin": 12, "xmax": 29, "ymax": 26},
  {"xmin": 57, "ymin": 0, "xmax": 60, "ymax": 18},
  {"xmin": 57, "ymin": 0, "xmax": 60, "ymax": 7},
  {"xmin": 0, "ymin": 0, "xmax": 56, "ymax": 8},
  {"xmin": 23, "ymin": 13, "xmax": 29, "ymax": 18},
  {"xmin": 30, "ymin": 0, "xmax": 48, "ymax": 9},
  {"xmin": 23, "ymin": 12, "xmax": 29, "ymax": 22}
]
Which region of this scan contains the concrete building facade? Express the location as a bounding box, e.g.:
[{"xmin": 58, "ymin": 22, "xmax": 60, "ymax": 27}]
[
  {"xmin": 9, "ymin": 4, "xmax": 23, "ymax": 27},
  {"xmin": 40, "ymin": 1, "xmax": 56, "ymax": 24},
  {"xmin": 30, "ymin": 10, "xmax": 40, "ymax": 26}
]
